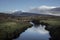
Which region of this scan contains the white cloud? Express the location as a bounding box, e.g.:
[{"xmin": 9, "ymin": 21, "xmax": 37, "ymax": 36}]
[
  {"xmin": 38, "ymin": 5, "xmax": 56, "ymax": 9},
  {"xmin": 28, "ymin": 5, "xmax": 60, "ymax": 16},
  {"xmin": 3, "ymin": 9, "xmax": 19, "ymax": 13},
  {"xmin": 11, "ymin": 10, "xmax": 19, "ymax": 12},
  {"xmin": 29, "ymin": 5, "xmax": 56, "ymax": 13},
  {"xmin": 29, "ymin": 5, "xmax": 56, "ymax": 11},
  {"xmin": 8, "ymin": 9, "xmax": 26, "ymax": 13}
]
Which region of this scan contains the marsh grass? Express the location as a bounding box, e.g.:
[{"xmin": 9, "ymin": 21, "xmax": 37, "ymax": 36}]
[
  {"xmin": 40, "ymin": 18, "xmax": 60, "ymax": 26},
  {"xmin": 0, "ymin": 21, "xmax": 32, "ymax": 40}
]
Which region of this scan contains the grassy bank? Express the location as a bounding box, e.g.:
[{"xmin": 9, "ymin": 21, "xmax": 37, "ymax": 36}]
[
  {"xmin": 40, "ymin": 18, "xmax": 60, "ymax": 26},
  {"xmin": 42, "ymin": 18, "xmax": 60, "ymax": 40},
  {"xmin": 0, "ymin": 21, "xmax": 32, "ymax": 40}
]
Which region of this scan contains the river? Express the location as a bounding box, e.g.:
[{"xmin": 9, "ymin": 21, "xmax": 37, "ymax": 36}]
[{"xmin": 13, "ymin": 22, "xmax": 51, "ymax": 40}]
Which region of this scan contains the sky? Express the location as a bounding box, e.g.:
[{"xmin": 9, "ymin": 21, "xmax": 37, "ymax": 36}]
[{"xmin": 0, "ymin": 0, "xmax": 60, "ymax": 12}]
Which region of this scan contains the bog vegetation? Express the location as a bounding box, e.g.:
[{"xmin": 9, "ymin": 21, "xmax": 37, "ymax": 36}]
[{"xmin": 0, "ymin": 13, "xmax": 60, "ymax": 40}]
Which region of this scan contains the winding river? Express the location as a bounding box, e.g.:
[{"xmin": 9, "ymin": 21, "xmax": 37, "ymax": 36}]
[{"xmin": 13, "ymin": 22, "xmax": 51, "ymax": 40}]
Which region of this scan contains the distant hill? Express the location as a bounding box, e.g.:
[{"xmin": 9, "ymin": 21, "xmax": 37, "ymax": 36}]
[
  {"xmin": 0, "ymin": 12, "xmax": 60, "ymax": 21},
  {"xmin": 0, "ymin": 13, "xmax": 16, "ymax": 20},
  {"xmin": 50, "ymin": 7, "xmax": 60, "ymax": 11},
  {"xmin": 12, "ymin": 11, "xmax": 54, "ymax": 16},
  {"xmin": 49, "ymin": 7, "xmax": 60, "ymax": 14}
]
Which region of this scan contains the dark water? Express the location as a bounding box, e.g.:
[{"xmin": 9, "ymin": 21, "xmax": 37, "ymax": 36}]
[{"xmin": 13, "ymin": 22, "xmax": 51, "ymax": 40}]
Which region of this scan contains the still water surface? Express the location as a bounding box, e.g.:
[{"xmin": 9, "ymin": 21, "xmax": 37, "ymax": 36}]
[{"xmin": 14, "ymin": 23, "xmax": 50, "ymax": 40}]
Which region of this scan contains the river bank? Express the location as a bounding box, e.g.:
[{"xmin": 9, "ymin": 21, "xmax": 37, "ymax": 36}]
[
  {"xmin": 43, "ymin": 20, "xmax": 60, "ymax": 40},
  {"xmin": 0, "ymin": 21, "xmax": 32, "ymax": 40},
  {"xmin": 45, "ymin": 25, "xmax": 60, "ymax": 40}
]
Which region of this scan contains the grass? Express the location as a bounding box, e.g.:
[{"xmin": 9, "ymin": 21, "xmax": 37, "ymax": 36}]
[
  {"xmin": 0, "ymin": 21, "xmax": 32, "ymax": 40},
  {"xmin": 39, "ymin": 18, "xmax": 60, "ymax": 40},
  {"xmin": 0, "ymin": 16, "xmax": 60, "ymax": 40},
  {"xmin": 42, "ymin": 19, "xmax": 60, "ymax": 40},
  {"xmin": 40, "ymin": 18, "xmax": 60, "ymax": 26}
]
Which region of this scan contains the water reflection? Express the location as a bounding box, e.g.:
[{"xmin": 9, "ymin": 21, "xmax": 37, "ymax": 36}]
[{"xmin": 14, "ymin": 25, "xmax": 50, "ymax": 40}]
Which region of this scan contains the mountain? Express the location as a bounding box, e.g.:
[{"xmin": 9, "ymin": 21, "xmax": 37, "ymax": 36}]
[
  {"xmin": 0, "ymin": 13, "xmax": 13, "ymax": 20},
  {"xmin": 12, "ymin": 8, "xmax": 60, "ymax": 16},
  {"xmin": 50, "ymin": 7, "xmax": 60, "ymax": 14},
  {"xmin": 50, "ymin": 7, "xmax": 60, "ymax": 11},
  {"xmin": 12, "ymin": 11, "xmax": 55, "ymax": 17},
  {"xmin": 12, "ymin": 6, "xmax": 56, "ymax": 16},
  {"xmin": 12, "ymin": 11, "xmax": 22, "ymax": 16}
]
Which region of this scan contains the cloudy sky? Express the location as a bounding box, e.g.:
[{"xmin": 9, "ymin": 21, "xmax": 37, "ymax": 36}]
[{"xmin": 0, "ymin": 0, "xmax": 60, "ymax": 12}]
